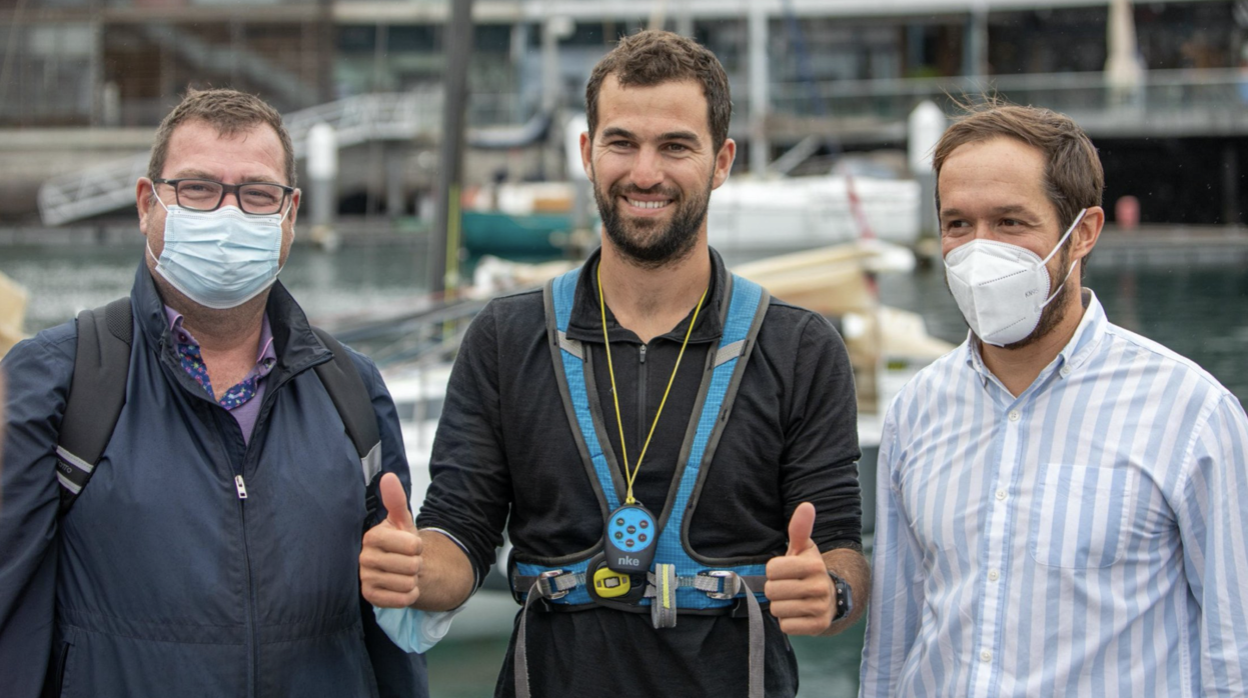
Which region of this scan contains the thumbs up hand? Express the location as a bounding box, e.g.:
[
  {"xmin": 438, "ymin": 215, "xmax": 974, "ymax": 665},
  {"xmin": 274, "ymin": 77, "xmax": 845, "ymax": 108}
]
[
  {"xmin": 360, "ymin": 473, "xmax": 425, "ymax": 608},
  {"xmin": 764, "ymin": 502, "xmax": 838, "ymax": 635}
]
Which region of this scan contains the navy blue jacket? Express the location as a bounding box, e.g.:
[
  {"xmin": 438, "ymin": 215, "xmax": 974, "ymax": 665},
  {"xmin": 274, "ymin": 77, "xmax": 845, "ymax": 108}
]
[{"xmin": 0, "ymin": 264, "xmax": 427, "ymax": 698}]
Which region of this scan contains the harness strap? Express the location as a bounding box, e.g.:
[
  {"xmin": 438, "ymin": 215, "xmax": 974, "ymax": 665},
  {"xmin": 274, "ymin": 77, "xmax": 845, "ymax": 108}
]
[
  {"xmin": 640, "ymin": 571, "xmax": 766, "ymax": 698},
  {"xmin": 514, "ymin": 572, "xmax": 566, "ymax": 698},
  {"xmin": 514, "ymin": 571, "xmax": 765, "ymax": 698},
  {"xmin": 649, "ymin": 563, "xmax": 677, "ymax": 628},
  {"xmin": 509, "ymin": 569, "xmax": 769, "ymax": 603}
]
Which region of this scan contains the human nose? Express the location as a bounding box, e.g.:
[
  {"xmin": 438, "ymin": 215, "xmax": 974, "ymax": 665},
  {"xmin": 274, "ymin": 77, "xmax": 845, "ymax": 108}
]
[{"xmin": 629, "ymin": 146, "xmax": 665, "ymax": 191}]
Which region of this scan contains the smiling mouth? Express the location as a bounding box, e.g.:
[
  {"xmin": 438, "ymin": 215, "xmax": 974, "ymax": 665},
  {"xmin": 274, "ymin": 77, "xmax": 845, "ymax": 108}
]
[{"xmin": 625, "ymin": 198, "xmax": 671, "ymax": 210}]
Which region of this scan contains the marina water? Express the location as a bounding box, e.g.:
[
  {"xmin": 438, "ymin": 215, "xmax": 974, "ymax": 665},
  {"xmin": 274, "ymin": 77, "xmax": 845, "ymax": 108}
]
[{"xmin": 4, "ymin": 238, "xmax": 1245, "ymax": 696}]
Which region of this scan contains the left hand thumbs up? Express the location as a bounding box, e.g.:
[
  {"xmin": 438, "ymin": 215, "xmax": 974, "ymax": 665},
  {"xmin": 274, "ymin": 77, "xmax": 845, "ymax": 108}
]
[
  {"xmin": 765, "ymin": 502, "xmax": 836, "ymax": 635},
  {"xmin": 785, "ymin": 501, "xmax": 817, "ymax": 556}
]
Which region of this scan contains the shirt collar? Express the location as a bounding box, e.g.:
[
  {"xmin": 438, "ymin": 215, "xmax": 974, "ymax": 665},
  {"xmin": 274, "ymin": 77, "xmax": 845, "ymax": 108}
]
[
  {"xmin": 564, "ymin": 246, "xmax": 728, "ymax": 344},
  {"xmin": 164, "ymin": 305, "xmax": 277, "ymax": 367},
  {"xmin": 965, "ymin": 287, "xmax": 1106, "ymax": 383}
]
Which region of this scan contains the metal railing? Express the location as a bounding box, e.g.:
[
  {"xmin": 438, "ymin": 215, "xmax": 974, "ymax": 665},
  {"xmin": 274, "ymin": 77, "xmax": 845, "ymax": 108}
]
[{"xmin": 767, "ymin": 68, "xmax": 1248, "ymax": 122}]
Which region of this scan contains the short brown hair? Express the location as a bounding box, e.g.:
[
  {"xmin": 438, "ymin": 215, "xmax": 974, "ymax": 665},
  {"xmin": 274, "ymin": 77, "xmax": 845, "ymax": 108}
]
[
  {"xmin": 585, "ymin": 30, "xmax": 732, "ymax": 154},
  {"xmin": 933, "ymin": 100, "xmax": 1103, "ymax": 231},
  {"xmin": 148, "ymin": 88, "xmax": 296, "ymax": 187}
]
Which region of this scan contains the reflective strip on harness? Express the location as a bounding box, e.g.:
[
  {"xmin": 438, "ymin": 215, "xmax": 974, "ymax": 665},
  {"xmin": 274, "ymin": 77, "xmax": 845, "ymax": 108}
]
[
  {"xmin": 557, "ymin": 331, "xmax": 584, "ymax": 360},
  {"xmin": 713, "ymin": 339, "xmax": 747, "ymax": 367}
]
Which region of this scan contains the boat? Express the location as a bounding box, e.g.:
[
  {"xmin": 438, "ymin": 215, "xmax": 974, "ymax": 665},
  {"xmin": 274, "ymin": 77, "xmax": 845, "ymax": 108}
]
[
  {"xmin": 0, "ymin": 270, "xmax": 28, "ymax": 359},
  {"xmin": 460, "ymin": 181, "xmax": 595, "ymax": 257},
  {"xmin": 709, "ymin": 173, "xmax": 922, "ymax": 250}
]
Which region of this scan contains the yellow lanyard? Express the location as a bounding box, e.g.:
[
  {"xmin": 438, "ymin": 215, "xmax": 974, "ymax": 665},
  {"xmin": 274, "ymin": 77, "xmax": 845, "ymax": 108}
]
[{"xmin": 597, "ymin": 264, "xmax": 708, "ymax": 506}]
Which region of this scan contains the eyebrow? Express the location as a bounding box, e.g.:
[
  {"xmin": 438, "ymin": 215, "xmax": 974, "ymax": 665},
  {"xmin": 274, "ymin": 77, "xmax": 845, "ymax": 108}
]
[
  {"xmin": 170, "ymin": 168, "xmax": 283, "ymax": 185},
  {"xmin": 940, "ymin": 204, "xmax": 1035, "ymax": 218},
  {"xmin": 599, "ymin": 127, "xmax": 703, "ymax": 147}
]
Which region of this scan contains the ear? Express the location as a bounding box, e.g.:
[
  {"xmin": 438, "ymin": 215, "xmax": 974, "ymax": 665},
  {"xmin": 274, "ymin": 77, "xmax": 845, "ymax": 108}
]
[
  {"xmin": 1071, "ymin": 206, "xmax": 1104, "ymax": 264},
  {"xmin": 579, "ymin": 131, "xmax": 594, "ymax": 182},
  {"xmin": 711, "ymin": 138, "xmax": 736, "ymax": 190},
  {"xmin": 136, "ymin": 177, "xmax": 155, "ymax": 237},
  {"xmin": 288, "ymin": 188, "xmax": 301, "ymax": 229}
]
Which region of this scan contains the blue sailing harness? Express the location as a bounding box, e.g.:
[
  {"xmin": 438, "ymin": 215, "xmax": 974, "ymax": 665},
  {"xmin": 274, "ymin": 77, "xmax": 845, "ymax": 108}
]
[{"xmin": 507, "ymin": 267, "xmax": 772, "ymax": 698}]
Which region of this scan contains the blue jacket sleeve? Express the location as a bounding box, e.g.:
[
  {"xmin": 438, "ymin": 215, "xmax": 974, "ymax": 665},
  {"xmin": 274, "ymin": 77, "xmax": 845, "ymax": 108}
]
[{"xmin": 0, "ymin": 323, "xmax": 77, "ymax": 698}]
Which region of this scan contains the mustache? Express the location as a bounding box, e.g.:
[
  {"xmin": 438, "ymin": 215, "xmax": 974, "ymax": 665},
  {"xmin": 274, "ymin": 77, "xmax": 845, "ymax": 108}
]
[{"xmin": 610, "ymin": 183, "xmax": 680, "ymax": 199}]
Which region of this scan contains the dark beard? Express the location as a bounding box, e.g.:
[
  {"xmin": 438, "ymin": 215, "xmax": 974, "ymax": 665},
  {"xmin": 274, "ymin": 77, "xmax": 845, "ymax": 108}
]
[
  {"xmin": 1003, "ymin": 244, "xmax": 1075, "ymax": 350},
  {"xmin": 594, "ymin": 176, "xmax": 710, "ymax": 269}
]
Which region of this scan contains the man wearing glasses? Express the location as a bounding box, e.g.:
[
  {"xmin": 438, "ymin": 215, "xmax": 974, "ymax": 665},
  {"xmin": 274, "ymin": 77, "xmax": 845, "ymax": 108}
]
[{"xmin": 0, "ymin": 89, "xmax": 427, "ymax": 697}]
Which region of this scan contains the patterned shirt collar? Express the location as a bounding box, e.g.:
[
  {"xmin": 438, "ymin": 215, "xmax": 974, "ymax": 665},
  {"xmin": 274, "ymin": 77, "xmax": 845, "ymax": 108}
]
[{"xmin": 163, "ymin": 306, "xmax": 277, "ymax": 408}]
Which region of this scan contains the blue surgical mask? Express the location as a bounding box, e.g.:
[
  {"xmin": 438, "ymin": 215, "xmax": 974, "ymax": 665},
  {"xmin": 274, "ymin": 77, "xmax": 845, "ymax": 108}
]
[
  {"xmin": 373, "ymin": 606, "xmax": 463, "ymax": 654},
  {"xmin": 148, "ymin": 199, "xmax": 288, "ymax": 310}
]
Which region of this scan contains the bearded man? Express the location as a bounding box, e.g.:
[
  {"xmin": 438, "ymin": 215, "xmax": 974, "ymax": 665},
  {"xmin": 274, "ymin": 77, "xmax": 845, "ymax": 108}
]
[{"xmin": 360, "ymin": 30, "xmax": 869, "ymax": 698}]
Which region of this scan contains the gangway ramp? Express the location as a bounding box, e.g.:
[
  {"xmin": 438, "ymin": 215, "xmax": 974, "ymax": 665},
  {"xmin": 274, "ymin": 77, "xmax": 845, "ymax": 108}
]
[{"xmin": 37, "ymin": 90, "xmax": 444, "ymax": 226}]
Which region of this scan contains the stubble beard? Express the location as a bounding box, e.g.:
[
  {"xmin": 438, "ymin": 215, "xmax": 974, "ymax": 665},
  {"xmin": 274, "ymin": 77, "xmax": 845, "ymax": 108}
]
[
  {"xmin": 594, "ymin": 173, "xmax": 712, "ymax": 270},
  {"xmin": 1001, "ymin": 244, "xmax": 1076, "ymax": 351}
]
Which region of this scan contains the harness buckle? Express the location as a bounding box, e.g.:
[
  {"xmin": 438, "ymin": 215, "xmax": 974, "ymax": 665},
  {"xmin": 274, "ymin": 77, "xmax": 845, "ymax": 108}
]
[
  {"xmin": 701, "ymin": 570, "xmax": 742, "ymax": 600},
  {"xmin": 538, "ymin": 569, "xmax": 572, "ymax": 600}
]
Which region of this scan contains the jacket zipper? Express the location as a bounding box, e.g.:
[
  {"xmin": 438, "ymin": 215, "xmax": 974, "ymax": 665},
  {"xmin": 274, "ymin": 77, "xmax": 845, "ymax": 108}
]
[
  {"xmin": 236, "ymin": 484, "xmax": 257, "ymax": 698},
  {"xmin": 637, "ymin": 344, "xmax": 648, "ymax": 456},
  {"xmin": 234, "ymin": 373, "xmax": 291, "ymax": 698}
]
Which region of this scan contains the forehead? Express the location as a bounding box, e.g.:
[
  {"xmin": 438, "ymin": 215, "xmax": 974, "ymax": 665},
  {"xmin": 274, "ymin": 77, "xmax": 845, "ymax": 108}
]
[
  {"xmin": 595, "ymin": 75, "xmax": 711, "ymax": 140},
  {"xmin": 938, "ymin": 137, "xmax": 1052, "ymax": 214},
  {"xmin": 163, "ymin": 119, "xmax": 287, "ymax": 183}
]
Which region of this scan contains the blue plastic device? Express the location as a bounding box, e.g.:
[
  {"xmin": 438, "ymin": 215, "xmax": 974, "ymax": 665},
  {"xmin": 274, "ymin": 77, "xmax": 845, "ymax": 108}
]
[{"xmin": 604, "ymin": 504, "xmax": 657, "ymax": 574}]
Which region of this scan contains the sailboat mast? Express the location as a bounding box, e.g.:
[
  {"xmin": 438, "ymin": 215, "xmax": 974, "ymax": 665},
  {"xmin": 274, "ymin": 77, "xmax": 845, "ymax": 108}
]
[{"xmin": 430, "ymin": 0, "xmax": 475, "ymax": 298}]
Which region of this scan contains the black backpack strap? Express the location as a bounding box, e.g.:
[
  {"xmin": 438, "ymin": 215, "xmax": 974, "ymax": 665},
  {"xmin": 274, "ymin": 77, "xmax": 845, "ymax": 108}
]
[
  {"xmin": 57, "ymin": 297, "xmax": 133, "ymax": 514},
  {"xmin": 311, "ymin": 327, "xmax": 382, "ymax": 484},
  {"xmin": 311, "ymin": 328, "xmax": 423, "ymax": 697}
]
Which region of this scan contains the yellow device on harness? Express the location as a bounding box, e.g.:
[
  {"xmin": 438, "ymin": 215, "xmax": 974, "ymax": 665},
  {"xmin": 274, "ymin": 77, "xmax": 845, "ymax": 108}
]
[{"xmin": 592, "ymin": 566, "xmax": 632, "ymax": 598}]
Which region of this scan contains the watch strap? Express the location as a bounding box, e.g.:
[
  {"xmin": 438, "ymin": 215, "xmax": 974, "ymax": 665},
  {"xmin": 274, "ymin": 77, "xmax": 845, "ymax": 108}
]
[{"xmin": 828, "ymin": 570, "xmax": 852, "ymax": 622}]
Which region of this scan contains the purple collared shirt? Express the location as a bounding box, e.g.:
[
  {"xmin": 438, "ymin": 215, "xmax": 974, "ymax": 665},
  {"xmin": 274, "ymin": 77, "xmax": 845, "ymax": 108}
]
[{"xmin": 164, "ymin": 306, "xmax": 277, "ymax": 445}]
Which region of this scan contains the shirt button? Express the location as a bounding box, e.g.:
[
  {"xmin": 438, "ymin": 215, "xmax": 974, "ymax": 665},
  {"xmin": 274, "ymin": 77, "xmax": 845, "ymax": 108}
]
[
  {"xmin": 1008, "ymin": 410, "xmax": 1021, "ymax": 422},
  {"xmin": 1060, "ymin": 366, "xmax": 1071, "ymax": 378},
  {"xmin": 995, "ymin": 489, "xmax": 1007, "ymax": 501},
  {"xmin": 988, "ymin": 569, "xmax": 1000, "ymax": 581},
  {"xmin": 981, "ymin": 650, "xmax": 992, "ymax": 663}
]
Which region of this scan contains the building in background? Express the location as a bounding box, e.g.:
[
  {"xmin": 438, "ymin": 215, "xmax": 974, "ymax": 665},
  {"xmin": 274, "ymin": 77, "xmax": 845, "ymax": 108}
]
[{"xmin": 2, "ymin": 0, "xmax": 1247, "ymax": 225}]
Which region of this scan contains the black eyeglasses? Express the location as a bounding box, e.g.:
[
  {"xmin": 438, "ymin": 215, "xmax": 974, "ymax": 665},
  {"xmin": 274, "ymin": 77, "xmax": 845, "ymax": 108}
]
[{"xmin": 153, "ymin": 178, "xmax": 294, "ymax": 215}]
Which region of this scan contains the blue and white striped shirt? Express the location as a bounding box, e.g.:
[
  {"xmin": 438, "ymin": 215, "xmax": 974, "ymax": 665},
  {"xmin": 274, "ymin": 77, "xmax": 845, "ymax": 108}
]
[{"xmin": 860, "ymin": 290, "xmax": 1248, "ymax": 697}]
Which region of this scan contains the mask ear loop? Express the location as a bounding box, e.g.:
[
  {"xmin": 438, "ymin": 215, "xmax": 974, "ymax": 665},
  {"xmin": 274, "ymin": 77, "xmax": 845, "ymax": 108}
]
[
  {"xmin": 146, "ymin": 185, "xmax": 173, "ymax": 266},
  {"xmin": 1039, "ymin": 208, "xmax": 1088, "ymax": 308}
]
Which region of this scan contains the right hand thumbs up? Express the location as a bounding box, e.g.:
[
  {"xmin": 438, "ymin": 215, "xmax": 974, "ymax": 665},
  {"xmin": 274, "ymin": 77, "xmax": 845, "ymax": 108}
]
[{"xmin": 361, "ymin": 473, "xmax": 424, "ymax": 608}]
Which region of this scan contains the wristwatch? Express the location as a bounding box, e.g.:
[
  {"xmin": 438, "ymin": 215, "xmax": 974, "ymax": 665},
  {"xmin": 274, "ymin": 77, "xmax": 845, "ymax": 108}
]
[{"xmin": 828, "ymin": 570, "xmax": 853, "ymax": 622}]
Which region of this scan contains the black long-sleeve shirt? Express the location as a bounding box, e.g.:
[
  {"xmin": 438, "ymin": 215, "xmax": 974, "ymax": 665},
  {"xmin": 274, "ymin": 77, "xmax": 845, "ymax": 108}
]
[{"xmin": 418, "ymin": 247, "xmax": 861, "ymax": 697}]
